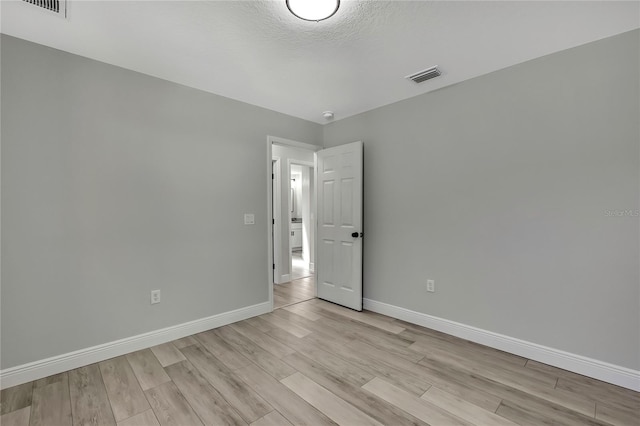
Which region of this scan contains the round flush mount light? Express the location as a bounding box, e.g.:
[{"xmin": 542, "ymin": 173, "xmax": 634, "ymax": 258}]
[{"xmin": 286, "ymin": 0, "xmax": 340, "ymax": 22}]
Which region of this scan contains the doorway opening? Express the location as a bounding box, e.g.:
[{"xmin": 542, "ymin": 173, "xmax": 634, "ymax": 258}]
[
  {"xmin": 290, "ymin": 163, "xmax": 314, "ymax": 281},
  {"xmin": 267, "ymin": 137, "xmax": 319, "ymax": 310}
]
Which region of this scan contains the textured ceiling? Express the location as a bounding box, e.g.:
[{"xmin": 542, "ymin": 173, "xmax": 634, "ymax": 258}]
[{"xmin": 2, "ymin": 1, "xmax": 639, "ymax": 123}]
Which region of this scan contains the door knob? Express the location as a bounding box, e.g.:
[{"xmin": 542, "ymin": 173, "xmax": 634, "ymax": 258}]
[{"xmin": 351, "ymin": 232, "xmax": 363, "ymax": 238}]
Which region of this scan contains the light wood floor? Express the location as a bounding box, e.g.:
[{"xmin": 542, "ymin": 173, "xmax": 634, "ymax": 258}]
[
  {"xmin": 291, "ymin": 252, "xmax": 312, "ymax": 281},
  {"xmin": 273, "ymin": 276, "xmax": 315, "ymax": 309},
  {"xmin": 2, "ymin": 298, "xmax": 639, "ymax": 426}
]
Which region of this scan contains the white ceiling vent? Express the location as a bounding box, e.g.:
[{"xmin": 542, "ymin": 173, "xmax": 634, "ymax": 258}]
[
  {"xmin": 22, "ymin": 0, "xmax": 66, "ymax": 18},
  {"xmin": 406, "ymin": 66, "xmax": 441, "ymax": 84}
]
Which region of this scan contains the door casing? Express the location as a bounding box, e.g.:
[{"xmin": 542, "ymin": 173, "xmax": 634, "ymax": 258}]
[{"xmin": 266, "ymin": 136, "xmax": 320, "ymax": 311}]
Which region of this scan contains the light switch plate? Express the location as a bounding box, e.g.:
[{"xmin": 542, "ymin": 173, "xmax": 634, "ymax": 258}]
[{"xmin": 244, "ymin": 214, "xmax": 255, "ymax": 225}]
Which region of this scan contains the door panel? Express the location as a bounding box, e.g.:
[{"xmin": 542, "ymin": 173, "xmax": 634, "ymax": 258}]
[
  {"xmin": 316, "ymin": 141, "xmax": 363, "ymax": 311},
  {"xmin": 322, "ymin": 181, "xmax": 335, "ymax": 225}
]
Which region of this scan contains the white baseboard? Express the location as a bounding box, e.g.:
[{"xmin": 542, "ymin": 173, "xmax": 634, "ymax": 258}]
[
  {"xmin": 279, "ymin": 274, "xmax": 291, "ymax": 283},
  {"xmin": 364, "ymin": 298, "xmax": 640, "ymax": 392},
  {"xmin": 0, "ymin": 301, "xmax": 271, "ymax": 389}
]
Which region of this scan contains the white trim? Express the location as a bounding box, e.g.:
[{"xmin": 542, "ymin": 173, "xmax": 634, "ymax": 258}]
[
  {"xmin": 267, "ymin": 135, "xmax": 322, "ymax": 296},
  {"xmin": 266, "ymin": 135, "xmax": 319, "ymax": 296},
  {"xmin": 0, "ymin": 301, "xmax": 270, "ymax": 389},
  {"xmin": 269, "ymin": 136, "xmax": 321, "ymax": 152},
  {"xmin": 271, "ymin": 157, "xmax": 282, "ymax": 286},
  {"xmin": 313, "ymin": 151, "xmax": 318, "ymax": 298},
  {"xmin": 266, "ymin": 136, "xmax": 275, "ymax": 310},
  {"xmin": 309, "ymin": 262, "xmax": 315, "ymax": 272},
  {"xmin": 364, "ymin": 298, "xmax": 640, "ymax": 392},
  {"xmin": 286, "ymin": 159, "xmax": 293, "ymax": 282}
]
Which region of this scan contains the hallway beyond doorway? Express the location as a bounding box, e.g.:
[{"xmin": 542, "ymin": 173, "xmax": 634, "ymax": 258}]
[{"xmin": 292, "ymin": 251, "xmax": 312, "ymax": 280}]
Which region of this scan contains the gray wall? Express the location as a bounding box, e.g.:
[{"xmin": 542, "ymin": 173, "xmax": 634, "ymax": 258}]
[
  {"xmin": 0, "ymin": 35, "xmax": 322, "ymax": 369},
  {"xmin": 324, "ymin": 30, "xmax": 640, "ymax": 369},
  {"xmin": 2, "ymin": 30, "xmax": 638, "ymax": 372}
]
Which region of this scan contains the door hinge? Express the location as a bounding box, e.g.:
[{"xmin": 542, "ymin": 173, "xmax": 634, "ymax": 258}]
[
  {"xmin": 273, "ymin": 263, "xmax": 275, "ymax": 270},
  {"xmin": 272, "ymin": 218, "xmax": 275, "ymax": 224},
  {"xmin": 272, "ymin": 173, "xmax": 274, "ymax": 179}
]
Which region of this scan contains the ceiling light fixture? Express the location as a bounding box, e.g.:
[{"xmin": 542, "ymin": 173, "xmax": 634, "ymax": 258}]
[{"xmin": 286, "ymin": 0, "xmax": 340, "ymax": 22}]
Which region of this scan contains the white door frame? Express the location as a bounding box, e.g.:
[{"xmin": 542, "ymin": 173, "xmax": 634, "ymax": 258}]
[
  {"xmin": 272, "ymin": 157, "xmax": 282, "ymax": 286},
  {"xmin": 266, "ymin": 136, "xmax": 320, "ymax": 311}
]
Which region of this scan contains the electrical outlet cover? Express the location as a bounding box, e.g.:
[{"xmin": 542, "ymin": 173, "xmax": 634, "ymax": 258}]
[{"xmin": 427, "ymin": 280, "xmax": 435, "ymax": 293}]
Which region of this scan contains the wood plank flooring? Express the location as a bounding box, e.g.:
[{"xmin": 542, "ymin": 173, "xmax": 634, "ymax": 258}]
[
  {"xmin": 291, "ymin": 252, "xmax": 312, "ymax": 281},
  {"xmin": 273, "ymin": 276, "xmax": 315, "ymax": 309},
  {"xmin": 2, "ymin": 298, "xmax": 639, "ymax": 426}
]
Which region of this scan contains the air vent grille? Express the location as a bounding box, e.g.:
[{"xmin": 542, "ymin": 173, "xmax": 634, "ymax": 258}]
[
  {"xmin": 406, "ymin": 66, "xmax": 441, "ymax": 84},
  {"xmin": 22, "ymin": 0, "xmax": 66, "ymax": 17}
]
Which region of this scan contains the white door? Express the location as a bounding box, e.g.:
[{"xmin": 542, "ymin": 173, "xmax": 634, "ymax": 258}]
[{"xmin": 315, "ymin": 141, "xmax": 363, "ymax": 311}]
